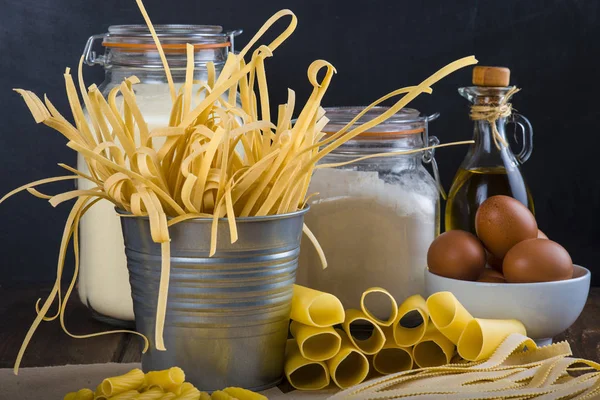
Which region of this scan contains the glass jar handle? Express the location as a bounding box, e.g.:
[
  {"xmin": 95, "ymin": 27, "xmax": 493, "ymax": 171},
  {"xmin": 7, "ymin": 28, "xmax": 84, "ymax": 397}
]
[
  {"xmin": 83, "ymin": 34, "xmax": 107, "ymax": 66},
  {"xmin": 508, "ymin": 112, "xmax": 534, "ymax": 164}
]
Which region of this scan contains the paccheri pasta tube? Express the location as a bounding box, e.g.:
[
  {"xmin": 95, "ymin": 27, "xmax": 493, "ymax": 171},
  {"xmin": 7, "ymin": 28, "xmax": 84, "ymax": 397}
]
[
  {"xmin": 5, "ymin": 0, "xmax": 479, "ymax": 370},
  {"xmin": 327, "ymin": 329, "xmax": 370, "ymax": 389},
  {"xmin": 284, "ymin": 339, "xmax": 330, "ymax": 390},
  {"xmin": 412, "ymin": 323, "xmax": 455, "ymax": 368},
  {"xmin": 360, "ymin": 287, "xmax": 398, "ymax": 327},
  {"xmin": 457, "ymin": 318, "xmax": 526, "ymax": 361},
  {"xmin": 372, "ymin": 327, "xmax": 413, "ymax": 375},
  {"xmin": 426, "ymin": 291, "xmax": 474, "ymax": 344},
  {"xmin": 392, "ymin": 294, "xmax": 428, "ymax": 347},
  {"xmin": 342, "ymin": 309, "xmax": 386, "ymax": 355},
  {"xmin": 291, "ymin": 285, "xmax": 345, "ymax": 327},
  {"xmin": 290, "ymin": 320, "xmax": 342, "ymax": 361},
  {"xmin": 286, "ymin": 287, "xmax": 538, "ymax": 392}
]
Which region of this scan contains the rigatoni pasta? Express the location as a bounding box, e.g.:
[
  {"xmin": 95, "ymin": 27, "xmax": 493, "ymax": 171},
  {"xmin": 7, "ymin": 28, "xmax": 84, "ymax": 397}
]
[
  {"xmin": 102, "ymin": 369, "xmax": 145, "ymax": 397},
  {"xmin": 65, "ymin": 368, "xmax": 261, "ymax": 400}
]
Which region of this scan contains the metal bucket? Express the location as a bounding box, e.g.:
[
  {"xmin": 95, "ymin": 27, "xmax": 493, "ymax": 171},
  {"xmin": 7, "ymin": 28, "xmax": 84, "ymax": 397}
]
[{"xmin": 120, "ymin": 208, "xmax": 308, "ymax": 391}]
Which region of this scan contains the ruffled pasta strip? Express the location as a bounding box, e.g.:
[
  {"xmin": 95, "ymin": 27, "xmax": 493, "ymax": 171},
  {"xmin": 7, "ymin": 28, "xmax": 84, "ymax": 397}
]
[
  {"xmin": 342, "ymin": 309, "xmax": 386, "ymax": 355},
  {"xmin": 329, "ymin": 333, "xmax": 600, "ymax": 400},
  {"xmin": 372, "ymin": 327, "xmax": 413, "ymax": 375},
  {"xmin": 327, "ymin": 329, "xmax": 370, "ymax": 389},
  {"xmin": 427, "ymin": 291, "xmax": 474, "ymax": 344},
  {"xmin": 290, "ymin": 284, "xmax": 345, "ymax": 327},
  {"xmin": 412, "ymin": 323, "xmax": 455, "ymax": 368},
  {"xmin": 457, "ymin": 318, "xmax": 526, "ymax": 362},
  {"xmin": 393, "ymin": 294, "xmax": 429, "ymax": 347},
  {"xmin": 290, "ymin": 320, "xmax": 342, "ymax": 361},
  {"xmin": 284, "ymin": 339, "xmax": 330, "ymax": 391},
  {"xmin": 360, "ymin": 287, "xmax": 398, "ymax": 327}
]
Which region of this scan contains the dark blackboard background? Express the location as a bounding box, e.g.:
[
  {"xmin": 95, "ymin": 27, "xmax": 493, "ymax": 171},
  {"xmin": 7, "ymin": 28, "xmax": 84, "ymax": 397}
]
[{"xmin": 1, "ymin": 0, "xmax": 599, "ymax": 286}]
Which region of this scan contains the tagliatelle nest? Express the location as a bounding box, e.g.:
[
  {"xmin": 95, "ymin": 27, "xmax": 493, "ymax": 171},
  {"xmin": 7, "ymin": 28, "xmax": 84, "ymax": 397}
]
[{"xmin": 3, "ymin": 0, "xmax": 477, "ymax": 373}]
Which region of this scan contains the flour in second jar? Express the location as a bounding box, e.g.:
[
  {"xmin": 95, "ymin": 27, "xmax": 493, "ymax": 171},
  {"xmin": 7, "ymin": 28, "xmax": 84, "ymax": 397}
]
[{"xmin": 297, "ymin": 168, "xmax": 438, "ymax": 317}]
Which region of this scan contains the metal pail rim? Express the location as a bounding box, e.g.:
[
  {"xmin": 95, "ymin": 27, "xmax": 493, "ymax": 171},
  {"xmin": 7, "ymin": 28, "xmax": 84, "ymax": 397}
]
[{"xmin": 116, "ymin": 205, "xmax": 310, "ymax": 223}]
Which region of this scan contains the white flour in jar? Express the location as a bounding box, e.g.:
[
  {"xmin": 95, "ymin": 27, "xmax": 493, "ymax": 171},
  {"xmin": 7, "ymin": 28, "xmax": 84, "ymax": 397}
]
[{"xmin": 297, "ymin": 168, "xmax": 438, "ymax": 317}]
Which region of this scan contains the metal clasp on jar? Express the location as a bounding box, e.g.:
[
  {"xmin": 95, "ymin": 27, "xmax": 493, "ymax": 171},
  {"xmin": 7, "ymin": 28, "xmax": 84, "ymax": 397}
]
[{"xmin": 422, "ymin": 113, "xmax": 447, "ymax": 199}]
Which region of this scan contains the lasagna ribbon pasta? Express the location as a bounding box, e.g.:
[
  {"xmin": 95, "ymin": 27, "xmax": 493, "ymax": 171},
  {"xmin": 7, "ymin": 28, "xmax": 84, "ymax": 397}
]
[
  {"xmin": 360, "ymin": 287, "xmax": 398, "ymax": 327},
  {"xmin": 329, "ymin": 333, "xmax": 600, "ymax": 400},
  {"xmin": 290, "ymin": 285, "xmax": 345, "ymax": 327},
  {"xmin": 284, "ymin": 339, "xmax": 331, "ymax": 390},
  {"xmin": 412, "ymin": 323, "xmax": 455, "ymax": 368},
  {"xmin": 342, "ymin": 309, "xmax": 386, "ymax": 355},
  {"xmin": 290, "ymin": 320, "xmax": 342, "ymax": 361},
  {"xmin": 327, "ymin": 329, "xmax": 370, "ymax": 389},
  {"xmin": 457, "ymin": 318, "xmax": 527, "ymax": 361},
  {"xmin": 392, "ymin": 294, "xmax": 429, "ymax": 347},
  {"xmin": 426, "ymin": 291, "xmax": 474, "ymax": 344},
  {"xmin": 372, "ymin": 327, "xmax": 413, "ymax": 375}
]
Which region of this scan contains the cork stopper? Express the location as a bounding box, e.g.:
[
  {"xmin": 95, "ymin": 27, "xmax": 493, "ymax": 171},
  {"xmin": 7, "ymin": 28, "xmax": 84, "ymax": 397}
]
[{"xmin": 472, "ymin": 66, "xmax": 510, "ymax": 87}]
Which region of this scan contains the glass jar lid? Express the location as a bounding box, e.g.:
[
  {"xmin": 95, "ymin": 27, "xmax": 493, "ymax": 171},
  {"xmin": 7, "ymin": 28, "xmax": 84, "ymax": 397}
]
[
  {"xmin": 84, "ymin": 25, "xmax": 242, "ymax": 68},
  {"xmin": 103, "ymin": 25, "xmax": 235, "ymax": 50},
  {"xmin": 323, "ymin": 106, "xmax": 430, "ymax": 138}
]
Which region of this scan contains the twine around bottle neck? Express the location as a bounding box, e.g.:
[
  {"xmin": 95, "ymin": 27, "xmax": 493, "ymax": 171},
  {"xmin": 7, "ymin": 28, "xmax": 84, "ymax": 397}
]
[{"xmin": 469, "ymin": 86, "xmax": 520, "ymax": 150}]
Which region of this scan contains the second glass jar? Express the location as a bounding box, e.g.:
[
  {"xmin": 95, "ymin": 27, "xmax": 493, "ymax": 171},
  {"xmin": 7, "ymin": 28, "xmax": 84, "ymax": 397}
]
[{"xmin": 297, "ymin": 107, "xmax": 441, "ymax": 318}]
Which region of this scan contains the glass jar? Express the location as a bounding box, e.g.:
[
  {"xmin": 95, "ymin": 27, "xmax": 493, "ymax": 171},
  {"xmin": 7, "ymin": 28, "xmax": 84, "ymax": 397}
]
[
  {"xmin": 297, "ymin": 107, "xmax": 441, "ymax": 317},
  {"xmin": 77, "ymin": 25, "xmax": 242, "ymax": 326}
]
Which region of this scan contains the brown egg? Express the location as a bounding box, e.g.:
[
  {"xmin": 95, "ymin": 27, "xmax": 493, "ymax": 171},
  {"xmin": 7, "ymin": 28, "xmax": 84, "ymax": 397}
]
[
  {"xmin": 503, "ymin": 239, "xmax": 573, "ymax": 283},
  {"xmin": 486, "ymin": 251, "xmax": 504, "ymax": 273},
  {"xmin": 477, "ymin": 268, "xmax": 506, "ymax": 283},
  {"xmin": 537, "ymin": 229, "xmax": 548, "ymax": 239},
  {"xmin": 475, "ymin": 195, "xmax": 538, "ymax": 259},
  {"xmin": 427, "ymin": 230, "xmax": 486, "ymax": 281}
]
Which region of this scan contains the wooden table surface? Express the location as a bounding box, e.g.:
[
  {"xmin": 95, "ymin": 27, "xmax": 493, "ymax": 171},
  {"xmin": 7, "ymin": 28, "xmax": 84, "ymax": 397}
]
[{"xmin": 1, "ymin": 286, "xmax": 599, "ymax": 369}]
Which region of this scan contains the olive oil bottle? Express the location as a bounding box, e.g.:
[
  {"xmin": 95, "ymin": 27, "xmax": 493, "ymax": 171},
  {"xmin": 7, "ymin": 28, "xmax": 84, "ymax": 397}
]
[{"xmin": 445, "ymin": 66, "xmax": 534, "ymax": 234}]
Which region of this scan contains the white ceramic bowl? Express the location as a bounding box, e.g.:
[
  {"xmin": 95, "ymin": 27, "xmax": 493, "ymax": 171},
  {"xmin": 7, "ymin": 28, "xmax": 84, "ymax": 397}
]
[{"xmin": 424, "ymin": 265, "xmax": 591, "ymax": 346}]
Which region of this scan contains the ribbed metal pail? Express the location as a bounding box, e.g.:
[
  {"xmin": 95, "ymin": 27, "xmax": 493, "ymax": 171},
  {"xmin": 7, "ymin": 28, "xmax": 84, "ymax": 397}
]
[{"xmin": 120, "ymin": 208, "xmax": 308, "ymax": 391}]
